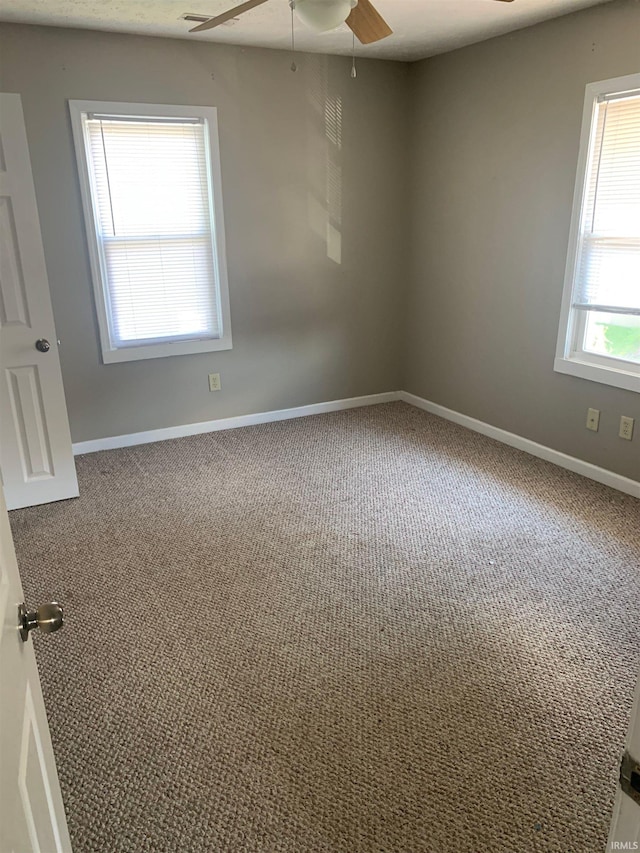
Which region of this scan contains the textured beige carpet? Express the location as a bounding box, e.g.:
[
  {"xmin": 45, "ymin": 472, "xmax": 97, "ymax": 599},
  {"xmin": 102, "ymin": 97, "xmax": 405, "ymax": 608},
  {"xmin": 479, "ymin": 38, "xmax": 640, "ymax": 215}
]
[{"xmin": 9, "ymin": 402, "xmax": 640, "ymax": 853}]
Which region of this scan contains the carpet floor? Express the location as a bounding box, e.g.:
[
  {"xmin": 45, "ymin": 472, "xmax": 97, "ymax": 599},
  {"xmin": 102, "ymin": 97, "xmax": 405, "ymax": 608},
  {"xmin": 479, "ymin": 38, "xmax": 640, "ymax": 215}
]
[{"xmin": 9, "ymin": 402, "xmax": 640, "ymax": 853}]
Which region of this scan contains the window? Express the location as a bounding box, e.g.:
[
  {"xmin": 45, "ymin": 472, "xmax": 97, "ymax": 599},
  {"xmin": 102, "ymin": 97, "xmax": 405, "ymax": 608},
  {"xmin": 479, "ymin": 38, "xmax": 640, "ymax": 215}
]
[
  {"xmin": 555, "ymin": 73, "xmax": 640, "ymax": 393},
  {"xmin": 69, "ymin": 101, "xmax": 232, "ymax": 363}
]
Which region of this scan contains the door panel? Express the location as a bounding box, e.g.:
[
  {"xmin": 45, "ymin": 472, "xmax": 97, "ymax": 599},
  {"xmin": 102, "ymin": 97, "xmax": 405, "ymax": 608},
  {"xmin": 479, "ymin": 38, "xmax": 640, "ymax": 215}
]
[
  {"xmin": 7, "ymin": 366, "xmax": 55, "ymax": 480},
  {"xmin": 19, "ymin": 684, "xmax": 65, "ymax": 853},
  {"xmin": 0, "ymin": 485, "xmax": 71, "ymax": 853},
  {"xmin": 0, "ymin": 93, "xmax": 78, "ymax": 510},
  {"xmin": 608, "ymin": 796, "xmax": 640, "ymax": 849},
  {"xmin": 608, "ymin": 672, "xmax": 640, "ymax": 850},
  {"xmin": 0, "ymin": 196, "xmax": 30, "ymax": 326}
]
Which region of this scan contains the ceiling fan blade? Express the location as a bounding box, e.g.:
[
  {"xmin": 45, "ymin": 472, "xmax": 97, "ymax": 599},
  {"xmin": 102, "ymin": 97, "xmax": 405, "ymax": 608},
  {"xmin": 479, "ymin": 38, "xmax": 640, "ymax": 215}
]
[
  {"xmin": 189, "ymin": 0, "xmax": 270, "ymax": 32},
  {"xmin": 346, "ymin": 0, "xmax": 392, "ymax": 45}
]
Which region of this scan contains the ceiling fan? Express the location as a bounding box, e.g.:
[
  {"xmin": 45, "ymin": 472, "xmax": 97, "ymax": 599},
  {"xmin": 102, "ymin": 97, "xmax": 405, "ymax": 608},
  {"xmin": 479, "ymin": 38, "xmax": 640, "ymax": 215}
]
[{"xmin": 188, "ymin": 0, "xmax": 514, "ymax": 45}]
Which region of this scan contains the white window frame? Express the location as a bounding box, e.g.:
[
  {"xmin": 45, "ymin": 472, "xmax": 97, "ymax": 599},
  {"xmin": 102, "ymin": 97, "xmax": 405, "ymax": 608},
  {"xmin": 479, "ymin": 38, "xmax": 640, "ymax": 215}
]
[
  {"xmin": 69, "ymin": 100, "xmax": 232, "ymax": 364},
  {"xmin": 554, "ymin": 72, "xmax": 640, "ymax": 394}
]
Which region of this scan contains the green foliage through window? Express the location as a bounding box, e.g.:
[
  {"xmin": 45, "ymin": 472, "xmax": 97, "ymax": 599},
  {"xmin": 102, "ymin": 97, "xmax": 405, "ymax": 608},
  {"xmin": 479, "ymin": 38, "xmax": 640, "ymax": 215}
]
[{"xmin": 597, "ymin": 322, "xmax": 640, "ymax": 361}]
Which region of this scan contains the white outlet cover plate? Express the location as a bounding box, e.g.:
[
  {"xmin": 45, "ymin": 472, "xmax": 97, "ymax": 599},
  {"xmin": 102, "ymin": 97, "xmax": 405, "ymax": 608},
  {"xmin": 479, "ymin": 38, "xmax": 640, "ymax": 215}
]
[
  {"xmin": 619, "ymin": 416, "xmax": 634, "ymax": 440},
  {"xmin": 586, "ymin": 408, "xmax": 600, "ymax": 431}
]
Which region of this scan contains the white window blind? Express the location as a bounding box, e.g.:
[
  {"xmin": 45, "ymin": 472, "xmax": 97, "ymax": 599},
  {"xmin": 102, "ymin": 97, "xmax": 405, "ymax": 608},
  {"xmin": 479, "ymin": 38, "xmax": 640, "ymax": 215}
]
[
  {"xmin": 573, "ymin": 90, "xmax": 640, "ymax": 317},
  {"xmin": 83, "ymin": 114, "xmax": 221, "ymax": 348}
]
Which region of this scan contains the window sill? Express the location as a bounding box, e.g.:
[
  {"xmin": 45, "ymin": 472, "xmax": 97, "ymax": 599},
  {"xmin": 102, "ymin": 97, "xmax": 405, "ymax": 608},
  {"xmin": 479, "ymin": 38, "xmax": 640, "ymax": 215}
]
[
  {"xmin": 554, "ymin": 355, "xmax": 639, "ymax": 393},
  {"xmin": 102, "ymin": 334, "xmax": 233, "ymax": 364}
]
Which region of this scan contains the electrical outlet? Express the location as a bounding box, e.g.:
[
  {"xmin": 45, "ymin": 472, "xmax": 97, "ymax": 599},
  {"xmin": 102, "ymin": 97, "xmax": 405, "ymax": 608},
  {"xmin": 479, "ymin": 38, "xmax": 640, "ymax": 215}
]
[
  {"xmin": 586, "ymin": 408, "xmax": 600, "ymax": 432},
  {"xmin": 619, "ymin": 415, "xmax": 634, "ymax": 441},
  {"xmin": 208, "ymin": 373, "xmax": 221, "ymax": 392}
]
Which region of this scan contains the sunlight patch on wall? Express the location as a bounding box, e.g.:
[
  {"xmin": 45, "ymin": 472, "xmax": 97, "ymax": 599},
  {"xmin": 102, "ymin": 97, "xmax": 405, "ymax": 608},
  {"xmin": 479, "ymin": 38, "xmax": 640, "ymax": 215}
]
[{"xmin": 306, "ymin": 59, "xmax": 343, "ymax": 265}]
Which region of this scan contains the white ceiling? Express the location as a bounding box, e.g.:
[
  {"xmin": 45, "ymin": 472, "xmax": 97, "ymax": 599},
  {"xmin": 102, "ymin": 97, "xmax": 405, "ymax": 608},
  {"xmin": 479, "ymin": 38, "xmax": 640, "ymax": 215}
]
[{"xmin": 0, "ymin": 0, "xmax": 610, "ymax": 62}]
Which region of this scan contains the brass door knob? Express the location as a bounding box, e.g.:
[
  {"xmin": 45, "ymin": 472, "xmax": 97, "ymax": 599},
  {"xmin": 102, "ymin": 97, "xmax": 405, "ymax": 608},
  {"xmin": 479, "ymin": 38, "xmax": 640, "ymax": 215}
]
[
  {"xmin": 35, "ymin": 338, "xmax": 51, "ymax": 353},
  {"xmin": 19, "ymin": 602, "xmax": 63, "ymax": 642}
]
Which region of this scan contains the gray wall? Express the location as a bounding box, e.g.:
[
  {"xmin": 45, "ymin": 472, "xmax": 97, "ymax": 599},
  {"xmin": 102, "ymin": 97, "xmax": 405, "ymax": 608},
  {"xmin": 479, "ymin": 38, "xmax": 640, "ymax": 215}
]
[
  {"xmin": 2, "ymin": 5, "xmax": 639, "ymax": 480},
  {"xmin": 404, "ymin": 0, "xmax": 640, "ymax": 481},
  {"xmin": 0, "ymin": 24, "xmax": 409, "ymax": 442}
]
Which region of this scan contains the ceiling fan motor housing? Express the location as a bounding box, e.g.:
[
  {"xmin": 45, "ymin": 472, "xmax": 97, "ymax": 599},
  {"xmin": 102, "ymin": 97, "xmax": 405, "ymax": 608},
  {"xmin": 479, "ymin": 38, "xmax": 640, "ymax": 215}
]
[{"xmin": 292, "ymin": 0, "xmax": 358, "ymax": 33}]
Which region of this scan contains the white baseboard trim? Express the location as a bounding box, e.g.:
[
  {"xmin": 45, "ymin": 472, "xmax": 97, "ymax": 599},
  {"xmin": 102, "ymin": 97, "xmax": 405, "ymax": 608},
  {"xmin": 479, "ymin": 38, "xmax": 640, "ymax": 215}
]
[
  {"xmin": 72, "ymin": 391, "xmax": 400, "ymax": 455},
  {"xmin": 398, "ymin": 391, "xmax": 640, "ymax": 499},
  {"xmin": 72, "ymin": 388, "xmax": 638, "ymax": 499}
]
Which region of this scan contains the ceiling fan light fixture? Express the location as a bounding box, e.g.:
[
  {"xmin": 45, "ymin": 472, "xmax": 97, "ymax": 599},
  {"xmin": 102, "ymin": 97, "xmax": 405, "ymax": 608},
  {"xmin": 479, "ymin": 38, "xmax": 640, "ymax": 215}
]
[{"xmin": 292, "ymin": 0, "xmax": 357, "ymax": 33}]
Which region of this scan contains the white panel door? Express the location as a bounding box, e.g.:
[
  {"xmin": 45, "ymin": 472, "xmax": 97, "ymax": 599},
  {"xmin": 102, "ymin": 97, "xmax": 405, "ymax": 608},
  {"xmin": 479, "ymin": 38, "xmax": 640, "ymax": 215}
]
[
  {"xmin": 0, "ymin": 485, "xmax": 71, "ymax": 853},
  {"xmin": 0, "ymin": 93, "xmax": 78, "ymax": 511},
  {"xmin": 607, "ymin": 671, "xmax": 640, "ymax": 851}
]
